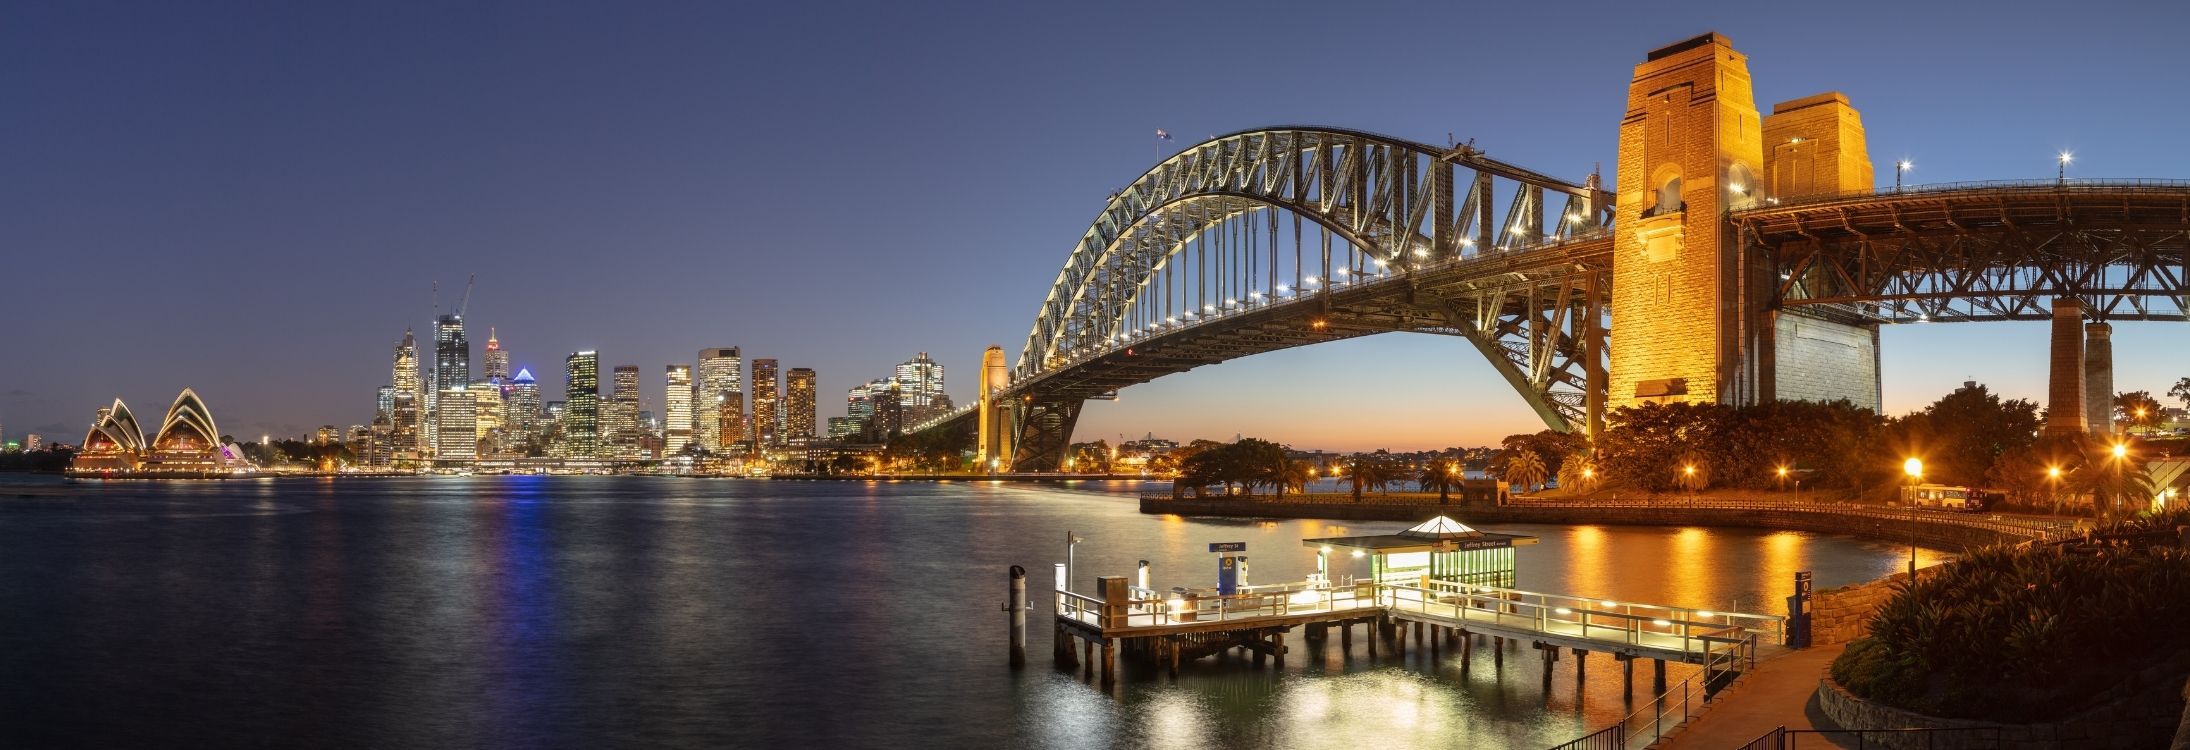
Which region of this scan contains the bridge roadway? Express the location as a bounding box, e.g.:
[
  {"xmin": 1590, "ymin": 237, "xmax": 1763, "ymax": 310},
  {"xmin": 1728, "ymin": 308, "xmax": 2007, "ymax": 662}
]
[{"xmin": 1054, "ymin": 576, "xmax": 1771, "ymax": 685}]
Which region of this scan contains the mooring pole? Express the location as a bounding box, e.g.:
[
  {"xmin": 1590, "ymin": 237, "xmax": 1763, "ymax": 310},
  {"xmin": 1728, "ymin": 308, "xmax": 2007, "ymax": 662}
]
[{"xmin": 1007, "ymin": 565, "xmax": 1027, "ymax": 668}]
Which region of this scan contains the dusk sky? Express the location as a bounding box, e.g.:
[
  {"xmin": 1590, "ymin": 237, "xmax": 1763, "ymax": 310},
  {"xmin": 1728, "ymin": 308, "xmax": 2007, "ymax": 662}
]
[{"xmin": 5, "ymin": 0, "xmax": 2187, "ymax": 451}]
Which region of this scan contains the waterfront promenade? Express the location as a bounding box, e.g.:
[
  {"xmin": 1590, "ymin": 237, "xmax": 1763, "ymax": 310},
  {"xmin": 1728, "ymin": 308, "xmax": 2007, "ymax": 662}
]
[{"xmin": 1140, "ymin": 492, "xmax": 2078, "ymax": 551}]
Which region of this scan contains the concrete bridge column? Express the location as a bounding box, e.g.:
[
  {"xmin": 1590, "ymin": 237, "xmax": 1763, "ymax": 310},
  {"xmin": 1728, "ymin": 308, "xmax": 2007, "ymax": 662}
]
[
  {"xmin": 2085, "ymin": 322, "xmax": 2114, "ymax": 435},
  {"xmin": 2045, "ymin": 297, "xmax": 2089, "ymax": 438}
]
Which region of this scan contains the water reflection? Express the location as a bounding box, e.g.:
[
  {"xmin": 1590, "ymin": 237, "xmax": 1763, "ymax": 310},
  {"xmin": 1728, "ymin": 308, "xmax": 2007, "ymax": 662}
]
[{"xmin": 0, "ymin": 478, "xmax": 1936, "ymax": 749}]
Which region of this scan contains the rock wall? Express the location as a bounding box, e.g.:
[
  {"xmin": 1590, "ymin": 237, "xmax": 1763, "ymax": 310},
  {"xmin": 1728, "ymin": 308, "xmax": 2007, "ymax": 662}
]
[{"xmin": 1811, "ymin": 568, "xmax": 1934, "ymax": 646}]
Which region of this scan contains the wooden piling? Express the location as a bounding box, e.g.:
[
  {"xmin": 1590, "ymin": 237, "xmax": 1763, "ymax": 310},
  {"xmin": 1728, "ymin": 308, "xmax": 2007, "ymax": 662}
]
[
  {"xmin": 1619, "ymin": 653, "xmax": 1635, "ymax": 701},
  {"xmin": 1494, "ymin": 637, "xmax": 1504, "ymax": 671},
  {"xmin": 1461, "ymin": 629, "xmax": 1473, "ymax": 675},
  {"xmin": 1573, "ymin": 649, "xmax": 1588, "ymax": 687},
  {"xmin": 1274, "ymin": 631, "xmax": 1285, "ymax": 667},
  {"xmin": 1101, "ymin": 638, "xmax": 1116, "ymax": 687},
  {"xmin": 1342, "ymin": 621, "xmax": 1354, "ymax": 655},
  {"xmin": 1653, "ymin": 659, "xmax": 1667, "ymax": 694},
  {"xmin": 1083, "ymin": 638, "xmax": 1095, "ymax": 679},
  {"xmin": 1008, "ymin": 566, "xmax": 1027, "ymax": 668},
  {"xmin": 1538, "ymin": 642, "xmax": 1555, "ymax": 692}
]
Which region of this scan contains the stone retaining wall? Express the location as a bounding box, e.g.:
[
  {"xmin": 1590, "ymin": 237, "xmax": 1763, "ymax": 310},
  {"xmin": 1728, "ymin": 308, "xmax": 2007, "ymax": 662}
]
[
  {"xmin": 1140, "ymin": 497, "xmax": 2031, "ymax": 552},
  {"xmin": 1816, "ymin": 666, "xmax": 2189, "ymax": 750},
  {"xmin": 1810, "ymin": 569, "xmax": 1937, "ymax": 645}
]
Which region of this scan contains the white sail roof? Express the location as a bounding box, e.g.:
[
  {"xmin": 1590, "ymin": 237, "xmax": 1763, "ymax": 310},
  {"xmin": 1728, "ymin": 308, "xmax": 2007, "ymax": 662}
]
[{"xmin": 1397, "ymin": 515, "xmax": 1483, "ymax": 539}]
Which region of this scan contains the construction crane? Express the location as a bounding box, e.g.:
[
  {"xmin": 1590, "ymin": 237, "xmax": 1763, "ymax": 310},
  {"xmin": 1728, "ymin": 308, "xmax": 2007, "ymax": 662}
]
[{"xmin": 454, "ymin": 274, "xmax": 474, "ymax": 318}]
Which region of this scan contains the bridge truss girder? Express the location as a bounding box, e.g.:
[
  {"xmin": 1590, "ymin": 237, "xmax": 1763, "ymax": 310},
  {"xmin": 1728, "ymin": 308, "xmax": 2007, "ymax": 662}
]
[{"xmin": 1734, "ymin": 183, "xmax": 2190, "ymax": 323}]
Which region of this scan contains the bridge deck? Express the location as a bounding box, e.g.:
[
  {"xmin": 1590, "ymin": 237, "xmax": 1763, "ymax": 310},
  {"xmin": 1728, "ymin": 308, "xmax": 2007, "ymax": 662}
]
[{"xmin": 1056, "ymin": 579, "xmax": 1774, "ymax": 666}]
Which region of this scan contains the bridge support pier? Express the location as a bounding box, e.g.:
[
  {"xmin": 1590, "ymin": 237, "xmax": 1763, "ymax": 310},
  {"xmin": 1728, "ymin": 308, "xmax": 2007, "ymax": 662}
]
[
  {"xmin": 2045, "ymin": 297, "xmax": 2090, "ymax": 437},
  {"xmin": 2085, "ymin": 321, "xmax": 2114, "ymax": 435}
]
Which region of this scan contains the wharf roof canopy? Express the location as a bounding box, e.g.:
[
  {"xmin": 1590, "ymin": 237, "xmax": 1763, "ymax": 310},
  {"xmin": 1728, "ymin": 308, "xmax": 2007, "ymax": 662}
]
[
  {"xmin": 152, "ymin": 388, "xmax": 220, "ymax": 451},
  {"xmin": 1303, "ymin": 515, "xmax": 1537, "ymax": 552}
]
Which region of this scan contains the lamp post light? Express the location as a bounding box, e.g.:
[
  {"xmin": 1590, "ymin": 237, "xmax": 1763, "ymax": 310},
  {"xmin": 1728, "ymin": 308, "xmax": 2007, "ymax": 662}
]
[
  {"xmin": 2058, "ymin": 152, "xmax": 2073, "ymax": 184},
  {"xmin": 2047, "ymin": 465, "xmax": 2063, "ymax": 511},
  {"xmin": 1895, "ymin": 160, "xmax": 1911, "ymax": 192},
  {"xmin": 1776, "ymin": 465, "xmax": 1789, "ymax": 491},
  {"xmin": 1903, "ymin": 457, "xmax": 1923, "ymax": 578}
]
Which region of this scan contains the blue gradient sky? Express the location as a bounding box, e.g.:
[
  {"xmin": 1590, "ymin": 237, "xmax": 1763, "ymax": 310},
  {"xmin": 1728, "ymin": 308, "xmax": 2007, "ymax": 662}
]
[{"xmin": 4, "ymin": 1, "xmax": 2186, "ymax": 450}]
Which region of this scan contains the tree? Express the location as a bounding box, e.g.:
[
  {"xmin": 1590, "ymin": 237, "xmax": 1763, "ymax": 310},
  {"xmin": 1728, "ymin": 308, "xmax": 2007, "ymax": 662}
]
[
  {"xmin": 1500, "ymin": 431, "xmax": 1588, "ymax": 479},
  {"xmin": 1887, "ymin": 382, "xmax": 2039, "ymax": 487},
  {"xmin": 2114, "ymin": 391, "xmax": 2166, "ymax": 435},
  {"xmin": 1277, "ymin": 459, "xmax": 1315, "ymax": 496},
  {"xmin": 1068, "ymin": 440, "xmax": 1113, "ymax": 473},
  {"xmin": 2171, "ymin": 377, "xmax": 2190, "ymax": 412},
  {"xmin": 1504, "ymin": 450, "xmax": 1547, "ymax": 494},
  {"xmin": 1342, "ymin": 453, "xmax": 1398, "ymax": 502},
  {"xmin": 1417, "ymin": 457, "xmax": 1462, "ymax": 503},
  {"xmin": 1557, "ymin": 452, "xmax": 1599, "ymax": 495}
]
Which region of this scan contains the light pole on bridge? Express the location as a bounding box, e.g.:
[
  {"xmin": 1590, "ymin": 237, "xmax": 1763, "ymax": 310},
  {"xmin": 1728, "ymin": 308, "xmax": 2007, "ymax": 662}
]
[
  {"xmin": 1895, "ymin": 160, "xmax": 1911, "ymax": 192},
  {"xmin": 2058, "ymin": 151, "xmax": 2074, "ymax": 184}
]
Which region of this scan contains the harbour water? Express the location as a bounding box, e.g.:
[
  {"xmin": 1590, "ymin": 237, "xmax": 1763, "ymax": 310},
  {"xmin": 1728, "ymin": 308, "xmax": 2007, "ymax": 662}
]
[{"xmin": 0, "ymin": 477, "xmax": 1944, "ymax": 748}]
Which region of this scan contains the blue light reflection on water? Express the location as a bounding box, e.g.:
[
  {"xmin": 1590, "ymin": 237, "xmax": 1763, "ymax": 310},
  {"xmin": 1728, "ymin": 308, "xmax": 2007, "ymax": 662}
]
[{"xmin": 0, "ymin": 477, "xmax": 1937, "ymax": 749}]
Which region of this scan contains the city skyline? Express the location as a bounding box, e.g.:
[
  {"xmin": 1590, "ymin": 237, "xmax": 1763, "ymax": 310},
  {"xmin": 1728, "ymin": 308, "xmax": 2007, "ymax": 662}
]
[{"xmin": 6, "ymin": 2, "xmax": 2190, "ymax": 452}]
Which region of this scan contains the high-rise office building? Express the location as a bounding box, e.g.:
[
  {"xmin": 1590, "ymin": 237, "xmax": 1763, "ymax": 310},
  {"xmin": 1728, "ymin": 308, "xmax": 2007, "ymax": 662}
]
[
  {"xmin": 846, "ymin": 381, "xmax": 876, "ymax": 431},
  {"xmin": 696, "ymin": 348, "xmax": 742, "ymax": 451},
  {"xmin": 664, "ymin": 364, "xmax": 694, "ymax": 454},
  {"xmin": 368, "ymin": 415, "xmax": 392, "ymax": 466},
  {"xmin": 717, "ymin": 392, "xmax": 746, "ymax": 453},
  {"xmin": 433, "ymin": 388, "xmax": 477, "ymax": 462},
  {"xmin": 25, "ymin": 433, "xmax": 44, "ymax": 452},
  {"xmin": 563, "ymin": 352, "xmax": 599, "ymax": 457},
  {"xmin": 607, "ymin": 365, "xmax": 640, "ymax": 457},
  {"xmin": 390, "ymin": 329, "xmax": 422, "ymax": 456},
  {"xmin": 873, "ymin": 381, "xmax": 905, "ymax": 438},
  {"xmin": 751, "ymin": 359, "xmax": 780, "ymax": 446},
  {"xmin": 469, "ymin": 380, "xmax": 504, "ymax": 450},
  {"xmin": 895, "ymin": 352, "xmax": 946, "ymax": 419},
  {"xmin": 426, "ymin": 314, "xmax": 470, "ymax": 451},
  {"xmin": 483, "ymin": 327, "xmax": 509, "ymax": 382},
  {"xmin": 506, "ymin": 368, "xmax": 541, "ymax": 438},
  {"xmin": 785, "ymin": 368, "xmax": 816, "ymax": 441}
]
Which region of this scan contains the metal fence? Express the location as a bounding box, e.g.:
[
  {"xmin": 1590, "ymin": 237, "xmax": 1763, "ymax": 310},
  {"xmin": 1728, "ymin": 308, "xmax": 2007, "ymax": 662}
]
[
  {"xmin": 1738, "ymin": 177, "xmax": 2190, "ymax": 211},
  {"xmin": 1737, "ymin": 725, "xmax": 2005, "ymax": 750}
]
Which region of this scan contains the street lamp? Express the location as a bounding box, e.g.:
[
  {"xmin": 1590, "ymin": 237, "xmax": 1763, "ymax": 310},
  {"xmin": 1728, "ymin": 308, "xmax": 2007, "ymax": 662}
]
[
  {"xmin": 1903, "ymin": 457, "xmax": 1923, "ymax": 577},
  {"xmin": 1776, "ymin": 465, "xmax": 1789, "ymax": 491},
  {"xmin": 2058, "ymin": 151, "xmax": 2073, "ymax": 184},
  {"xmin": 1895, "ymin": 160, "xmax": 1911, "ymax": 192}
]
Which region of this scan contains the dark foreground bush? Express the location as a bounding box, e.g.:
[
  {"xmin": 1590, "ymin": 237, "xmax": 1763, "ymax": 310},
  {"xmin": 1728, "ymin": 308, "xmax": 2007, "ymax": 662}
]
[{"xmin": 1830, "ymin": 508, "xmax": 2190, "ymax": 722}]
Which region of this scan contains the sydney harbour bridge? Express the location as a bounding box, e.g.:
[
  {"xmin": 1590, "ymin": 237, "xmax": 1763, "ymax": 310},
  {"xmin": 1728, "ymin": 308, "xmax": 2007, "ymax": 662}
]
[{"xmin": 915, "ymin": 33, "xmax": 2190, "ymax": 472}]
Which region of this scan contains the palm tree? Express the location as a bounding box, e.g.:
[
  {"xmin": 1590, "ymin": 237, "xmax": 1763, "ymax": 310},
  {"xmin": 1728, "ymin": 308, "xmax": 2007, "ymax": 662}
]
[
  {"xmin": 1504, "ymin": 450, "xmax": 1547, "ymax": 495},
  {"xmin": 1344, "ymin": 454, "xmax": 1397, "ymax": 502},
  {"xmin": 1557, "ymin": 452, "xmax": 1598, "ymax": 495},
  {"xmin": 1417, "ymin": 457, "xmax": 1462, "ymax": 503},
  {"xmin": 1278, "ymin": 460, "xmax": 1314, "ymax": 497}
]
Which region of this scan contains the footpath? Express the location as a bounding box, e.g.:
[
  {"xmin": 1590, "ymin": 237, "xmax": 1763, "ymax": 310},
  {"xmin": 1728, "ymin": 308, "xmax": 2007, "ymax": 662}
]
[{"xmin": 1660, "ymin": 642, "xmax": 1847, "ymax": 749}]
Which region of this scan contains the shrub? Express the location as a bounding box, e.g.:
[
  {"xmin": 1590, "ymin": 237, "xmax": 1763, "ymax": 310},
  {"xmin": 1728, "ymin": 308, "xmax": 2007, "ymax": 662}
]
[{"xmin": 1831, "ymin": 508, "xmax": 2190, "ymax": 721}]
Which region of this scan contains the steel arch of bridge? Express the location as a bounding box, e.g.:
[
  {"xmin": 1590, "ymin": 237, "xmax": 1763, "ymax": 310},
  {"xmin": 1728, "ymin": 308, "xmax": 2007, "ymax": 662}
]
[
  {"xmin": 998, "ymin": 127, "xmax": 1614, "ymax": 470},
  {"xmin": 1020, "ymin": 127, "xmax": 1612, "ymax": 376}
]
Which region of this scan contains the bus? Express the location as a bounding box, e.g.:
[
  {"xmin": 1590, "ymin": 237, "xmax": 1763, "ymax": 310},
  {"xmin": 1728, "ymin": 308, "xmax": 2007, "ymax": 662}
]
[{"xmin": 1900, "ymin": 483, "xmax": 1996, "ymax": 512}]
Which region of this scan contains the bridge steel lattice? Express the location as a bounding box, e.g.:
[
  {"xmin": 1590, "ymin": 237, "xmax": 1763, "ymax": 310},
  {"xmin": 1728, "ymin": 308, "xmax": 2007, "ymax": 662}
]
[{"xmin": 995, "ymin": 127, "xmax": 1615, "ymax": 471}]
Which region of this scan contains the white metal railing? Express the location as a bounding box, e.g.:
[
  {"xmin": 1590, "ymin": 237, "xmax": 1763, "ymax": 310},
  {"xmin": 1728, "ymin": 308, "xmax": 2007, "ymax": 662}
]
[{"xmin": 1055, "ymin": 577, "xmax": 1775, "ymax": 660}]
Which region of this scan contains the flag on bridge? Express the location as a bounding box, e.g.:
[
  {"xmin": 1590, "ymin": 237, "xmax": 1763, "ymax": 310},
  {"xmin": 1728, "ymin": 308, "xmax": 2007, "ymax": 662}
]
[{"xmin": 1155, "ymin": 129, "xmax": 1172, "ymax": 141}]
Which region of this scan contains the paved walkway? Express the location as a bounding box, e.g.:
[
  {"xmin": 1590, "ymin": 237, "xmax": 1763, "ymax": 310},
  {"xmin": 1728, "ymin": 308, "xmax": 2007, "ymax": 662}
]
[{"xmin": 1662, "ymin": 642, "xmax": 1848, "ymax": 749}]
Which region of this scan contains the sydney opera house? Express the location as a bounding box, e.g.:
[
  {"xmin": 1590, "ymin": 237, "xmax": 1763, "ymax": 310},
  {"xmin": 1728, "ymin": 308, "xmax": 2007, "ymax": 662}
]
[{"xmin": 71, "ymin": 389, "xmax": 250, "ymax": 475}]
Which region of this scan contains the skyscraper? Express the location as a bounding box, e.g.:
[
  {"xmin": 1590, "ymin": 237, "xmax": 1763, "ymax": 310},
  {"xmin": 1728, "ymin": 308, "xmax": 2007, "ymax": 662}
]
[
  {"xmin": 426, "ymin": 313, "xmax": 470, "ymax": 452},
  {"xmin": 469, "ymin": 380, "xmax": 503, "ymax": 452},
  {"xmin": 664, "ymin": 364, "xmax": 693, "ymax": 454},
  {"xmin": 696, "ymin": 348, "xmax": 742, "ymax": 452},
  {"xmin": 564, "ymin": 352, "xmax": 599, "ymax": 458},
  {"xmin": 785, "ymin": 368, "xmax": 816, "ymax": 441},
  {"xmin": 751, "ymin": 358, "xmax": 780, "ymax": 446},
  {"xmin": 607, "ymin": 365, "xmax": 640, "ymax": 457},
  {"xmin": 505, "ymin": 368, "xmax": 542, "ymax": 439},
  {"xmin": 390, "ymin": 330, "xmax": 422, "ymax": 457},
  {"xmin": 873, "ymin": 380, "xmax": 904, "ymax": 438},
  {"xmin": 717, "ymin": 391, "xmax": 746, "ymax": 452},
  {"xmin": 483, "ymin": 327, "xmax": 509, "ymax": 382},
  {"xmin": 433, "ymin": 388, "xmax": 477, "ymax": 462},
  {"xmin": 895, "ymin": 352, "xmax": 946, "ymax": 420}
]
